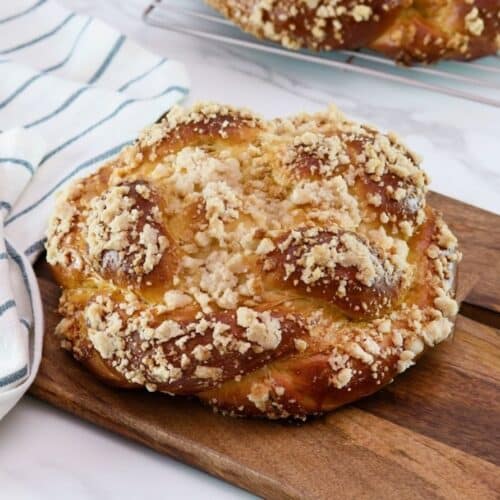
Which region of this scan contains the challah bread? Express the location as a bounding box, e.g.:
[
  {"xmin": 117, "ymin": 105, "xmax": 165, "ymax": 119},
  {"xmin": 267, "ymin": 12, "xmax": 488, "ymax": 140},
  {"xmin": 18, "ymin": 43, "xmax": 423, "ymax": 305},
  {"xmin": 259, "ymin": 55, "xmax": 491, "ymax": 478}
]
[
  {"xmin": 206, "ymin": 0, "xmax": 499, "ymax": 63},
  {"xmin": 46, "ymin": 102, "xmax": 460, "ymax": 419}
]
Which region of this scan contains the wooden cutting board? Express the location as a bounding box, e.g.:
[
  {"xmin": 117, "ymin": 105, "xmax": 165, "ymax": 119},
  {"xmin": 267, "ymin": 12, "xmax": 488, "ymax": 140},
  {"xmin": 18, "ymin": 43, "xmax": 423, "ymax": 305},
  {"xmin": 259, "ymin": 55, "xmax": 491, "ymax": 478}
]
[{"xmin": 30, "ymin": 192, "xmax": 500, "ymax": 499}]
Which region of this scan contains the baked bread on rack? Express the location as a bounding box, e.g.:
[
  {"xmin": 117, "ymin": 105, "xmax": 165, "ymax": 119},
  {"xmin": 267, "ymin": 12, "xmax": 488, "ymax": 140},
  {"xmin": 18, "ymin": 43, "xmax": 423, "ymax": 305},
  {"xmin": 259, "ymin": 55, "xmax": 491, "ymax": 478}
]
[
  {"xmin": 46, "ymin": 102, "xmax": 460, "ymax": 419},
  {"xmin": 206, "ymin": 0, "xmax": 500, "ymax": 63}
]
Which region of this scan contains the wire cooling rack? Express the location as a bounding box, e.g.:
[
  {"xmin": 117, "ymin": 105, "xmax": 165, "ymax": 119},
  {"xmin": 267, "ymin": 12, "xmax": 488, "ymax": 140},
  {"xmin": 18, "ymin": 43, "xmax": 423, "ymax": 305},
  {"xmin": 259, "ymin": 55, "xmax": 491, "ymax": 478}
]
[{"xmin": 143, "ymin": 0, "xmax": 500, "ymax": 108}]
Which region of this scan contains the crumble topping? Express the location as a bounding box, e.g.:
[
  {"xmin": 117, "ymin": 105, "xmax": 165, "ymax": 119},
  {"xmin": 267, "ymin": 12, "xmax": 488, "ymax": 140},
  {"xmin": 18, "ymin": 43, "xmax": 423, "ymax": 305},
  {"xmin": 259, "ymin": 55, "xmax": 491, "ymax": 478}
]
[
  {"xmin": 236, "ymin": 307, "xmax": 282, "ymax": 351},
  {"xmin": 164, "ymin": 290, "xmax": 192, "ymax": 311},
  {"xmin": 85, "ymin": 184, "xmax": 168, "ymax": 280},
  {"xmin": 247, "ymin": 382, "xmax": 271, "ymax": 411},
  {"xmin": 464, "ymin": 7, "xmax": 485, "ymax": 36},
  {"xmin": 46, "ymin": 184, "xmax": 82, "ymax": 268},
  {"xmin": 297, "ymin": 231, "xmax": 383, "ymax": 286},
  {"xmin": 332, "ymin": 367, "xmax": 353, "ymax": 389},
  {"xmin": 289, "ymin": 176, "xmax": 361, "ymax": 229}
]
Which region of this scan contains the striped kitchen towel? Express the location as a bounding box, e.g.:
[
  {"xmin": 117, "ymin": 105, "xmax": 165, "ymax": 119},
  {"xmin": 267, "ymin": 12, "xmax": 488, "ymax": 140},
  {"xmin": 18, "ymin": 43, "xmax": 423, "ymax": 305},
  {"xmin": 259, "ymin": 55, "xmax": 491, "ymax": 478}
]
[{"xmin": 0, "ymin": 0, "xmax": 190, "ymax": 420}]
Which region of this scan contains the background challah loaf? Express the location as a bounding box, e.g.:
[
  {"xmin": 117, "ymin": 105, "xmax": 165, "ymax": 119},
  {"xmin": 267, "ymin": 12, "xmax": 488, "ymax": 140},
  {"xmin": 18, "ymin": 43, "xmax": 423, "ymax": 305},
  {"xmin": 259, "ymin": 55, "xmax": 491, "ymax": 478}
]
[{"xmin": 206, "ymin": 0, "xmax": 500, "ymax": 63}]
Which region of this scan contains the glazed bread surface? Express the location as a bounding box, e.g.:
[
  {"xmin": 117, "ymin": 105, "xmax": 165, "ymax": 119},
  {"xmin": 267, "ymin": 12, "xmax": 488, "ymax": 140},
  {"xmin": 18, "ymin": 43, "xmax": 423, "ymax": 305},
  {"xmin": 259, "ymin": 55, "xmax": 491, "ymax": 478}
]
[
  {"xmin": 46, "ymin": 102, "xmax": 460, "ymax": 419},
  {"xmin": 206, "ymin": 0, "xmax": 500, "ymax": 63}
]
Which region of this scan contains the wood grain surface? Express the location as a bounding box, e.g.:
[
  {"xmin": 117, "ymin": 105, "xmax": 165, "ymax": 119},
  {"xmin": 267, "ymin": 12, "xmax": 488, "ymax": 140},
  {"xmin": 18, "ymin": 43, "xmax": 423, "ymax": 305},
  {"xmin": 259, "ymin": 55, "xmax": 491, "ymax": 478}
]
[{"xmin": 31, "ymin": 192, "xmax": 500, "ymax": 499}]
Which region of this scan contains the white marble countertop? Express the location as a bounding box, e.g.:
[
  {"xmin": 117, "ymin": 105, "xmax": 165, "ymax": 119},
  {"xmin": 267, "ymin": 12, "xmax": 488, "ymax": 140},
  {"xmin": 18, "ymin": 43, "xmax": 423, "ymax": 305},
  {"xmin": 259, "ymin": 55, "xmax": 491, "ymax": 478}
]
[{"xmin": 1, "ymin": 1, "xmax": 499, "ymax": 498}]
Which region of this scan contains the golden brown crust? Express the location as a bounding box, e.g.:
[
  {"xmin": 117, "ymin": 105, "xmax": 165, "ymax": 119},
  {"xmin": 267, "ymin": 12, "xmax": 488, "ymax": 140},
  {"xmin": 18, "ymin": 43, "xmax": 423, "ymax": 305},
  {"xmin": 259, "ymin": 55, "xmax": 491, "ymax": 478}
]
[
  {"xmin": 206, "ymin": 0, "xmax": 500, "ymax": 63},
  {"xmin": 46, "ymin": 102, "xmax": 461, "ymax": 419}
]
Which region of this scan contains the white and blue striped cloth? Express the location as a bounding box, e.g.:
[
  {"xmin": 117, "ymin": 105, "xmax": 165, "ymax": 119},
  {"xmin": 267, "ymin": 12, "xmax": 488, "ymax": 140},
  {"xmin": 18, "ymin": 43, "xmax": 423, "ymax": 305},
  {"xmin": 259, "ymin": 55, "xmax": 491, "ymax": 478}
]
[{"xmin": 0, "ymin": 0, "xmax": 190, "ymax": 420}]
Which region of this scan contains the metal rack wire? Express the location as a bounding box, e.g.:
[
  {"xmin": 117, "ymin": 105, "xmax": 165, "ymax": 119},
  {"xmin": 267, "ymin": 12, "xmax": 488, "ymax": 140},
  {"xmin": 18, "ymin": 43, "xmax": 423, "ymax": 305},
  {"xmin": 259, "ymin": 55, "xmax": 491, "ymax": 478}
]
[{"xmin": 143, "ymin": 0, "xmax": 500, "ymax": 108}]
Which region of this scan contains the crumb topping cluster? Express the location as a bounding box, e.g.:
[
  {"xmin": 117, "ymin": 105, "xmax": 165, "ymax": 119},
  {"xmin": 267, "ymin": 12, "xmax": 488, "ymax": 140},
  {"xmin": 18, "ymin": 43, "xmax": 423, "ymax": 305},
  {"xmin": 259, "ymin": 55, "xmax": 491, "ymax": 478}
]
[
  {"xmin": 47, "ymin": 101, "xmax": 461, "ymax": 418},
  {"xmin": 85, "ymin": 184, "xmax": 168, "ymax": 280},
  {"xmin": 61, "ymin": 292, "xmax": 288, "ymax": 391}
]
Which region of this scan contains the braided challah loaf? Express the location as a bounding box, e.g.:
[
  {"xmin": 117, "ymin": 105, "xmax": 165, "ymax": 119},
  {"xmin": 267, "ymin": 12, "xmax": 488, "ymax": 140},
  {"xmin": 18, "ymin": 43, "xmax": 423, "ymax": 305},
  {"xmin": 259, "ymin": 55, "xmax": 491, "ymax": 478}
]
[
  {"xmin": 46, "ymin": 103, "xmax": 460, "ymax": 419},
  {"xmin": 206, "ymin": 0, "xmax": 499, "ymax": 63}
]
